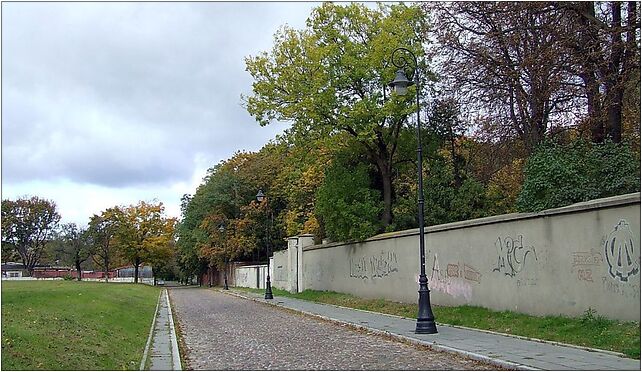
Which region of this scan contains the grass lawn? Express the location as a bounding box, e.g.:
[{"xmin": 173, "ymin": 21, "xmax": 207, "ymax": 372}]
[
  {"xmin": 1, "ymin": 280, "xmax": 161, "ymax": 370},
  {"xmin": 240, "ymin": 287, "xmax": 640, "ymax": 359}
]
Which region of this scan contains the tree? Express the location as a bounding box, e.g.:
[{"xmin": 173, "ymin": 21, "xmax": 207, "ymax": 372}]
[
  {"xmin": 1, "ymin": 196, "xmax": 61, "ymax": 276},
  {"xmin": 58, "ymin": 223, "xmax": 93, "ymax": 281},
  {"xmin": 427, "ymin": 2, "xmax": 581, "ymax": 154},
  {"xmin": 146, "ymin": 219, "xmax": 176, "ymax": 286},
  {"xmin": 87, "ymin": 208, "xmax": 122, "ymax": 282},
  {"xmin": 114, "ymin": 201, "xmax": 175, "ymax": 284},
  {"xmin": 558, "ymin": 2, "xmax": 640, "ymax": 143},
  {"xmin": 244, "ymin": 3, "xmax": 429, "ymax": 228},
  {"xmin": 316, "ymin": 153, "xmax": 382, "ymax": 241}
]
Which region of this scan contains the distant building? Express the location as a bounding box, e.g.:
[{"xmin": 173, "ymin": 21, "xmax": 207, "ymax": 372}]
[
  {"xmin": 114, "ymin": 265, "xmax": 153, "ymax": 279},
  {"xmin": 1, "ymin": 262, "xmax": 26, "ymax": 278},
  {"xmin": 1, "ymin": 262, "xmax": 116, "ymax": 279}
]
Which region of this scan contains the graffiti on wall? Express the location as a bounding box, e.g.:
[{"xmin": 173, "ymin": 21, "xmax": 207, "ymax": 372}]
[
  {"xmin": 604, "ymin": 219, "xmax": 639, "ymax": 283},
  {"xmin": 601, "ymin": 276, "xmax": 641, "ymax": 299},
  {"xmin": 446, "ymin": 262, "xmax": 482, "ymax": 283},
  {"xmin": 428, "ymin": 254, "xmax": 475, "ymax": 300},
  {"xmin": 349, "ymin": 251, "xmax": 398, "ymax": 279},
  {"xmin": 492, "ymin": 235, "xmax": 537, "ymax": 277},
  {"xmin": 571, "ymin": 251, "xmax": 603, "ymax": 282}
]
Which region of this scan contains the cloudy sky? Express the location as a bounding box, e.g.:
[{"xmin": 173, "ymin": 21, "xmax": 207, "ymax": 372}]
[{"xmin": 2, "ymin": 2, "xmax": 319, "ymax": 226}]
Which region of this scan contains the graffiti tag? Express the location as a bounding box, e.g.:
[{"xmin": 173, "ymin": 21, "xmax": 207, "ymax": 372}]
[
  {"xmin": 349, "ymin": 251, "xmax": 398, "ymax": 279},
  {"xmin": 429, "ymin": 255, "xmax": 473, "ymax": 300},
  {"xmin": 604, "ymin": 220, "xmax": 639, "ymax": 282},
  {"xmin": 493, "ymin": 235, "xmax": 537, "ymax": 277}
]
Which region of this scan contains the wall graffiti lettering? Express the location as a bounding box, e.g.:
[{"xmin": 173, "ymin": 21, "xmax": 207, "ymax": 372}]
[
  {"xmin": 446, "ymin": 262, "xmax": 482, "ymax": 283},
  {"xmin": 349, "ymin": 251, "xmax": 398, "ymax": 279},
  {"xmin": 604, "ymin": 219, "xmax": 639, "ymax": 283},
  {"xmin": 572, "ymin": 251, "xmax": 603, "ymax": 267},
  {"xmin": 601, "ymin": 276, "xmax": 641, "ymax": 299},
  {"xmin": 577, "ymin": 269, "xmax": 593, "ymax": 282},
  {"xmin": 571, "ymin": 251, "xmax": 602, "ymax": 282},
  {"xmin": 429, "ymin": 254, "xmax": 473, "ymax": 300},
  {"xmin": 493, "ymin": 235, "xmax": 537, "ymax": 277}
]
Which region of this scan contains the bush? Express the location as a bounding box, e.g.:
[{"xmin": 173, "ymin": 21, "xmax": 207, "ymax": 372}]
[{"xmin": 517, "ymin": 140, "xmax": 640, "ymax": 212}]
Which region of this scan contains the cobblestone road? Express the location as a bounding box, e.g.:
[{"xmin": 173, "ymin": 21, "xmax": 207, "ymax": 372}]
[{"xmin": 170, "ymin": 288, "xmax": 497, "ymax": 370}]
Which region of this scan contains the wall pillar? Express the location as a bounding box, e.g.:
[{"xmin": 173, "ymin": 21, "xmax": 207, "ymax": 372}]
[
  {"xmin": 287, "ymin": 236, "xmax": 298, "ymax": 293},
  {"xmin": 297, "ymin": 234, "xmax": 315, "ymax": 293}
]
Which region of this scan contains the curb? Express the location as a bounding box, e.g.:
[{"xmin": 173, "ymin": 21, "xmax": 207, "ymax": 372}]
[
  {"xmin": 221, "ymin": 290, "xmax": 538, "ymax": 371},
  {"xmin": 140, "ymin": 290, "xmax": 162, "ymax": 370},
  {"xmin": 166, "ymin": 289, "xmax": 183, "ymax": 371}
]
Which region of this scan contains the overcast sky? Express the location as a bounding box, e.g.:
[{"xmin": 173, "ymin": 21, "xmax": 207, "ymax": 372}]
[{"xmin": 2, "ymin": 2, "xmax": 320, "ymax": 227}]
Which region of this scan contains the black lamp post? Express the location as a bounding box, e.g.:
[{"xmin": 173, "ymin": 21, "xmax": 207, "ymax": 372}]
[
  {"xmin": 218, "ymin": 224, "xmax": 229, "ymax": 290},
  {"xmin": 256, "ymin": 189, "xmax": 274, "ymax": 299},
  {"xmin": 388, "ymin": 47, "xmax": 437, "ymax": 334}
]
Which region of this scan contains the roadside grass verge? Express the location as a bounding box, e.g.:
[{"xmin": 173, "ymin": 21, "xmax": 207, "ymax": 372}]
[
  {"xmin": 1, "ymin": 280, "xmax": 161, "ymax": 370},
  {"xmin": 237, "ymin": 287, "xmax": 640, "ymax": 359}
]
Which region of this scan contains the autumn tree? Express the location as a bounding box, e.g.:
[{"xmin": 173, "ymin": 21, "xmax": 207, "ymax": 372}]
[
  {"xmin": 1, "ymin": 196, "xmax": 61, "ymax": 276},
  {"xmin": 244, "ymin": 3, "xmax": 429, "ymax": 228},
  {"xmin": 146, "ymin": 218, "xmax": 176, "ymax": 286},
  {"xmin": 114, "ymin": 201, "xmax": 175, "ymax": 284}
]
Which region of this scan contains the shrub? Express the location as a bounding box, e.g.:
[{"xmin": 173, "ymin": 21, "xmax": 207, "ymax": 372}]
[{"xmin": 517, "ymin": 140, "xmax": 640, "ymax": 212}]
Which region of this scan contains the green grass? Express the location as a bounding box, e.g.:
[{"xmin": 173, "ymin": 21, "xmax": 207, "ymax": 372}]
[
  {"xmin": 239, "ymin": 287, "xmax": 640, "ymax": 359},
  {"xmin": 1, "ymin": 281, "xmax": 161, "ymax": 370}
]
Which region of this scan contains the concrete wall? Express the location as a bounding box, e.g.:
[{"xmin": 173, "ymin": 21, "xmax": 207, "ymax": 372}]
[
  {"xmin": 298, "ymin": 193, "xmax": 641, "ymax": 321},
  {"xmin": 234, "ymin": 264, "xmax": 267, "ymax": 289},
  {"xmin": 272, "ymin": 250, "xmax": 290, "ymax": 291}
]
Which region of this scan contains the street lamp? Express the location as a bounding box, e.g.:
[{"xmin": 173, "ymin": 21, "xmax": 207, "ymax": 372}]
[
  {"xmin": 256, "ymin": 189, "xmax": 274, "ymax": 299},
  {"xmin": 218, "ymin": 224, "xmax": 229, "ymax": 290},
  {"xmin": 388, "ymin": 47, "xmax": 437, "ymax": 334}
]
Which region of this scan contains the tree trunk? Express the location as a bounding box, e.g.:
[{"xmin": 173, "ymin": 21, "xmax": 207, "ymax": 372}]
[
  {"xmin": 134, "ymin": 256, "xmax": 140, "ymax": 284},
  {"xmin": 374, "ymin": 156, "xmax": 393, "ymax": 228},
  {"xmin": 381, "ymin": 168, "xmax": 393, "ymax": 227},
  {"xmin": 104, "ymin": 257, "xmax": 110, "ymax": 283},
  {"xmin": 447, "ymin": 124, "xmax": 462, "ymax": 188},
  {"xmin": 75, "ymin": 260, "xmax": 82, "ymax": 281}
]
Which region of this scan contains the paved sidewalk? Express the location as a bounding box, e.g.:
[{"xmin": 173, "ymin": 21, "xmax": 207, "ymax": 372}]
[
  {"xmin": 225, "ymin": 289, "xmax": 640, "ymax": 371},
  {"xmin": 143, "ymin": 289, "xmax": 182, "ymax": 371}
]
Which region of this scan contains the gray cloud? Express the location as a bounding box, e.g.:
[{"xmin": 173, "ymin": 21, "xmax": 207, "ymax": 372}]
[{"xmin": 2, "ymin": 2, "xmax": 315, "ymax": 187}]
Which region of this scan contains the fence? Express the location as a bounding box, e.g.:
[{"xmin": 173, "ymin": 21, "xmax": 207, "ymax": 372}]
[{"xmin": 272, "ymin": 193, "xmax": 640, "ymax": 322}]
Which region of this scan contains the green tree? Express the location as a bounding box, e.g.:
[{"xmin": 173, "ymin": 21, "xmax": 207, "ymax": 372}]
[
  {"xmin": 1, "ymin": 196, "xmax": 61, "ymax": 276},
  {"xmin": 517, "ymin": 139, "xmax": 641, "ymax": 211},
  {"xmin": 58, "ymin": 223, "xmax": 93, "ymax": 281},
  {"xmin": 244, "ymin": 2, "xmax": 429, "ymax": 228},
  {"xmin": 87, "ymin": 208, "xmax": 122, "ymax": 281},
  {"xmin": 316, "ymin": 153, "xmax": 382, "ymax": 241}
]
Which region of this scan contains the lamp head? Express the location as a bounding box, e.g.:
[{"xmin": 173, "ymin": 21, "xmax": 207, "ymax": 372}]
[
  {"xmin": 256, "ymin": 189, "xmax": 265, "ymax": 203},
  {"xmin": 388, "ymin": 69, "xmax": 414, "ymax": 96}
]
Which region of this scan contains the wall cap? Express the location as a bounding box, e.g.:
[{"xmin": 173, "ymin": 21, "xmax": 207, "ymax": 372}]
[{"xmin": 303, "ymin": 192, "xmax": 640, "ymax": 252}]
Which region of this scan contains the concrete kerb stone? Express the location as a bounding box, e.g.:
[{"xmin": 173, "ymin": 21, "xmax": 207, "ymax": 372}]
[
  {"xmin": 220, "ymin": 290, "xmax": 536, "ymax": 371},
  {"xmin": 165, "ymin": 289, "xmax": 182, "ymax": 371},
  {"xmin": 140, "ymin": 290, "xmax": 163, "ymax": 370}
]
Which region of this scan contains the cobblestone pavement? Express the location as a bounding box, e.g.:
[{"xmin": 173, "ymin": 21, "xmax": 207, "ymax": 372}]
[{"xmin": 170, "ymin": 288, "xmax": 498, "ymax": 370}]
